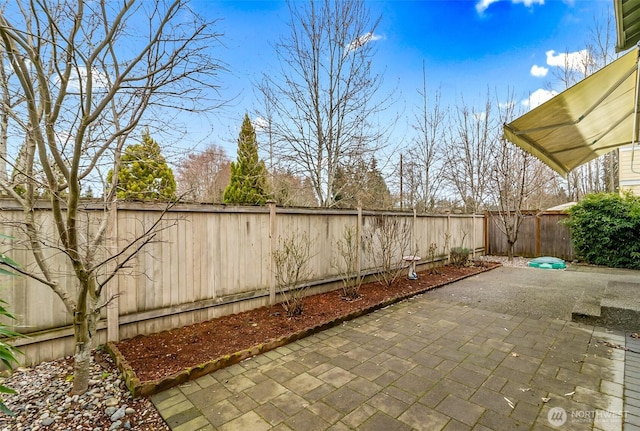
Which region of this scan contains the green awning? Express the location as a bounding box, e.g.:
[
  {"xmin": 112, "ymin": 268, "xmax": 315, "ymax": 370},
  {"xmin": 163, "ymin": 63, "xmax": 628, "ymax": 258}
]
[
  {"xmin": 615, "ymin": 0, "xmax": 640, "ymax": 53},
  {"xmin": 504, "ymin": 48, "xmax": 640, "ymax": 177}
]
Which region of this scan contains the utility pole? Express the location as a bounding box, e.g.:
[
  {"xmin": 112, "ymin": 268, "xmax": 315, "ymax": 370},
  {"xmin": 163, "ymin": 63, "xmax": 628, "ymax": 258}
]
[{"xmin": 400, "ymin": 154, "xmax": 403, "ymax": 209}]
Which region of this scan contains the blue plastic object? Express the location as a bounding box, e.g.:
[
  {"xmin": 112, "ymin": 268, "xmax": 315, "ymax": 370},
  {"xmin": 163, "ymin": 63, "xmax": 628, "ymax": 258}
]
[{"xmin": 528, "ymin": 256, "xmax": 566, "ymax": 269}]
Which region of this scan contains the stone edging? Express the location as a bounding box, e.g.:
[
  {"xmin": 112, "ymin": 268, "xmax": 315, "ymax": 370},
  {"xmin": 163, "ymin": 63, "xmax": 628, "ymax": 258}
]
[{"xmin": 106, "ymin": 263, "xmax": 501, "ymax": 398}]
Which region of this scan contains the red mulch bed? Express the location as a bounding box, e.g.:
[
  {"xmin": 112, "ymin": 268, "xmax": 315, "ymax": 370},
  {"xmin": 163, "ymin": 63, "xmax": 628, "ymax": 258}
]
[{"xmin": 114, "ymin": 262, "xmax": 499, "ymax": 384}]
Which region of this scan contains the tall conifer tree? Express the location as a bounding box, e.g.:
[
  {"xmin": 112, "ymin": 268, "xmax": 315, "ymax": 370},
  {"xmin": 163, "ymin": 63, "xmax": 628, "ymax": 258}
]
[
  {"xmin": 108, "ymin": 130, "xmax": 177, "ymax": 201},
  {"xmin": 224, "ymin": 114, "xmax": 269, "ymax": 204}
]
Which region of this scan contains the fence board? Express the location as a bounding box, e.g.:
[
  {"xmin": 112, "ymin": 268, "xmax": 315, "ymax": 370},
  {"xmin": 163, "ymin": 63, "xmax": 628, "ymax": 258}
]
[
  {"xmin": 539, "ymin": 213, "xmax": 573, "ymax": 258},
  {"xmin": 486, "ymin": 211, "xmax": 574, "ymax": 260}
]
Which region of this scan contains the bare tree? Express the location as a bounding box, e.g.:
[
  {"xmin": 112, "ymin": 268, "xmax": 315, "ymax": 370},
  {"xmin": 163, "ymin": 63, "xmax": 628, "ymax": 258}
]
[
  {"xmin": 548, "ymin": 45, "xmax": 599, "ymax": 202},
  {"xmin": 0, "ymin": 0, "xmax": 223, "ymax": 394},
  {"xmin": 588, "ymin": 7, "xmax": 619, "ymax": 194},
  {"xmin": 405, "ymin": 62, "xmax": 446, "ymax": 211},
  {"xmin": 548, "ymin": 9, "xmax": 619, "ymax": 198},
  {"xmin": 488, "ymin": 91, "xmax": 556, "ymax": 260},
  {"xmin": 177, "ymin": 144, "xmax": 231, "ymax": 203},
  {"xmin": 254, "ymin": 78, "xmax": 277, "ymax": 175},
  {"xmin": 0, "ymin": 42, "xmax": 9, "ymax": 187},
  {"xmin": 588, "ymin": 5, "xmax": 616, "ymax": 69},
  {"xmin": 443, "ymin": 95, "xmax": 493, "ymax": 213},
  {"xmin": 270, "ymin": 169, "xmax": 319, "ymax": 207},
  {"xmin": 398, "ymin": 155, "xmax": 424, "ymax": 210},
  {"xmin": 549, "ymin": 48, "xmax": 597, "ymax": 89},
  {"xmin": 259, "ymin": 0, "xmax": 392, "ymax": 207}
]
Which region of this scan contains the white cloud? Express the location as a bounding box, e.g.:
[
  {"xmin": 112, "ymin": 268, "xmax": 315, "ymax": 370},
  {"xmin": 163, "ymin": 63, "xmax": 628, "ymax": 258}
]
[
  {"xmin": 499, "ymin": 101, "xmax": 515, "ymax": 110},
  {"xmin": 53, "ymin": 66, "xmax": 110, "ymax": 93},
  {"xmin": 513, "ymin": 0, "xmax": 544, "ymax": 6},
  {"xmin": 473, "ymin": 111, "xmax": 487, "ymax": 122},
  {"xmin": 530, "ymin": 64, "xmax": 548, "ymax": 78},
  {"xmin": 252, "ymin": 116, "xmax": 269, "ymax": 131},
  {"xmin": 545, "ymin": 49, "xmax": 590, "ymax": 70},
  {"xmin": 476, "ymin": 0, "xmax": 543, "ymax": 15},
  {"xmin": 521, "ymin": 88, "xmax": 557, "ymax": 109},
  {"xmin": 476, "ymin": 0, "xmax": 500, "ymax": 14},
  {"xmin": 346, "ymin": 32, "xmax": 383, "ymax": 53}
]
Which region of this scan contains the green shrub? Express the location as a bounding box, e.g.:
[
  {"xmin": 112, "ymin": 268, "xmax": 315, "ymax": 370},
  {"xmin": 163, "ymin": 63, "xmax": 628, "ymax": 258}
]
[
  {"xmin": 450, "ymin": 247, "xmax": 471, "ymax": 267},
  {"xmin": 563, "ymin": 192, "xmax": 640, "ymax": 269},
  {"xmin": 0, "ymin": 299, "xmax": 23, "ymax": 415},
  {"xmin": 0, "ymin": 242, "xmax": 24, "ymax": 415}
]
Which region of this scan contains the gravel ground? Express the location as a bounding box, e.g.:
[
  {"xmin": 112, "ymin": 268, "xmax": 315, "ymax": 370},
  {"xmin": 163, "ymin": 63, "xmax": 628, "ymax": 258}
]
[
  {"xmin": 0, "ymin": 351, "xmax": 168, "ymax": 431},
  {"xmin": 479, "ymin": 254, "xmax": 531, "ymax": 268}
]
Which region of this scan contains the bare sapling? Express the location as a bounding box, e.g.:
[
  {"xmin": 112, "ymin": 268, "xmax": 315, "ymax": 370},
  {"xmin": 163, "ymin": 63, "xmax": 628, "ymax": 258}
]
[
  {"xmin": 364, "ymin": 215, "xmax": 412, "ymax": 287},
  {"xmin": 272, "ymin": 231, "xmax": 314, "ymax": 317},
  {"xmin": 334, "ymin": 226, "xmax": 362, "ymax": 300},
  {"xmin": 427, "ymin": 242, "xmax": 440, "ymax": 274},
  {"xmin": 442, "ymin": 232, "xmax": 451, "ymax": 264}
]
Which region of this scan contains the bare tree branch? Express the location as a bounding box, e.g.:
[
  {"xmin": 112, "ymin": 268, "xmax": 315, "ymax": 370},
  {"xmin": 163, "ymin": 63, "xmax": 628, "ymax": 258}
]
[
  {"xmin": 258, "ymin": 0, "xmax": 395, "ymax": 207},
  {"xmin": 0, "ymin": 0, "xmax": 224, "ymax": 394}
]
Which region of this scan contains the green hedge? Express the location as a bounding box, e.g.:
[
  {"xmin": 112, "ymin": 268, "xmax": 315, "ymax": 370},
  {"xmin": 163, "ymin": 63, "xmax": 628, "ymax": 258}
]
[{"xmin": 563, "ymin": 193, "xmax": 640, "ymax": 269}]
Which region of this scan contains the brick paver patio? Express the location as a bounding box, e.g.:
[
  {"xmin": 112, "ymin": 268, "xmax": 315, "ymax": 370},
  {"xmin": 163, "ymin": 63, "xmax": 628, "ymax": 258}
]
[
  {"xmin": 151, "ymin": 293, "xmax": 629, "ymax": 430},
  {"xmin": 625, "ymin": 334, "xmax": 640, "ymax": 430}
]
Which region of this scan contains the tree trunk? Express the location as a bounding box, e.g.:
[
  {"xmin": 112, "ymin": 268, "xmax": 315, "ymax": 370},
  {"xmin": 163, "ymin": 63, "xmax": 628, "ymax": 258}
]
[
  {"xmin": 507, "ymin": 241, "xmax": 515, "ymax": 262},
  {"xmin": 71, "ymin": 284, "xmax": 99, "ymax": 395},
  {"xmin": 72, "ymin": 334, "xmax": 92, "ymax": 395}
]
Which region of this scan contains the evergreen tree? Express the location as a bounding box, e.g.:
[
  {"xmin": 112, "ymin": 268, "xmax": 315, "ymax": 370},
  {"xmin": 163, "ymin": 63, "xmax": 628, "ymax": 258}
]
[
  {"xmin": 334, "ymin": 157, "xmax": 392, "ymax": 209},
  {"xmin": 108, "ymin": 130, "xmax": 177, "ymax": 201},
  {"xmin": 365, "ymin": 158, "xmax": 393, "ymax": 208},
  {"xmin": 224, "ymin": 114, "xmax": 269, "ymax": 205}
]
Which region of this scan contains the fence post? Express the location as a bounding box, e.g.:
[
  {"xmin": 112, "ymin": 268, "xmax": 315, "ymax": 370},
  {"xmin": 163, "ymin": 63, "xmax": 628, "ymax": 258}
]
[
  {"xmin": 106, "ymin": 202, "xmax": 120, "ymax": 342},
  {"xmin": 535, "ymin": 214, "xmax": 541, "ymax": 257},
  {"xmin": 484, "ymin": 212, "xmax": 489, "ymax": 256},
  {"xmin": 472, "ymin": 214, "xmax": 477, "ymax": 258},
  {"xmin": 447, "ymin": 211, "xmax": 451, "ymax": 263},
  {"xmin": 413, "ymin": 208, "xmax": 417, "ymax": 253},
  {"xmin": 357, "ymin": 206, "xmax": 362, "ymax": 281},
  {"xmin": 269, "ymin": 201, "xmax": 277, "ymax": 305}
]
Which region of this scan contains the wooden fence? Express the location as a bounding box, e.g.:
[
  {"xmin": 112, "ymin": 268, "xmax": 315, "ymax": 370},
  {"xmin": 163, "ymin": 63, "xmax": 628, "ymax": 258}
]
[
  {"xmin": 485, "ymin": 211, "xmax": 574, "ymax": 260},
  {"xmin": 0, "ymin": 202, "xmax": 484, "ymax": 366}
]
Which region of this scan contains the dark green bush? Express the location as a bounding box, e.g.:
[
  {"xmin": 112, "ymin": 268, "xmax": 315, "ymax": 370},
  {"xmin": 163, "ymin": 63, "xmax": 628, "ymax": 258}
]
[
  {"xmin": 450, "ymin": 247, "xmax": 471, "ymax": 267},
  {"xmin": 563, "ymin": 192, "xmax": 640, "ymax": 269},
  {"xmin": 0, "ymin": 241, "xmax": 24, "ymax": 415}
]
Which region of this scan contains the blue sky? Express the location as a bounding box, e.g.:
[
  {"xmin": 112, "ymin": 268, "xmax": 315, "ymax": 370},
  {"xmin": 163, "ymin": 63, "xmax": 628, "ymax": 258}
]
[{"xmin": 189, "ymin": 0, "xmax": 615, "ymax": 156}]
